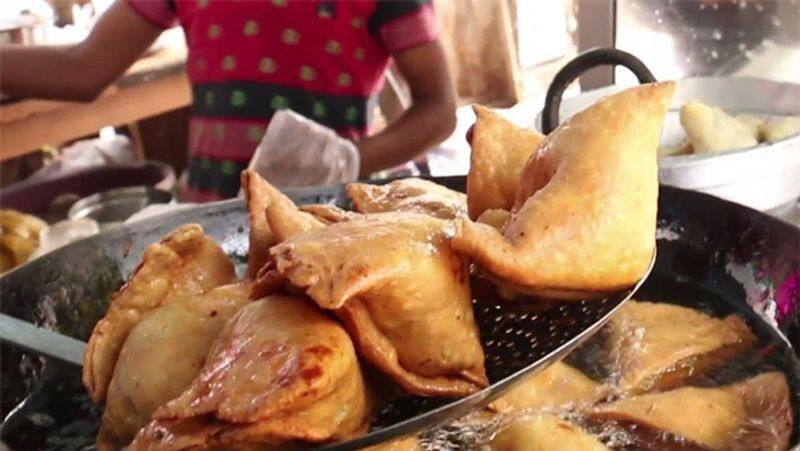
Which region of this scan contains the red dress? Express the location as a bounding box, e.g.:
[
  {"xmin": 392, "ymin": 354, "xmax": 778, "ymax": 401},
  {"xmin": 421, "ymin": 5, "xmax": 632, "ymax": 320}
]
[{"xmin": 128, "ymin": 0, "xmax": 438, "ymax": 201}]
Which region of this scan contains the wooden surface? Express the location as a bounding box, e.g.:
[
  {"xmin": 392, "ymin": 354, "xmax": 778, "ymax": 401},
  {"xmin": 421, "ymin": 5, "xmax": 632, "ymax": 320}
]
[{"xmin": 0, "ymin": 46, "xmax": 190, "ymax": 162}]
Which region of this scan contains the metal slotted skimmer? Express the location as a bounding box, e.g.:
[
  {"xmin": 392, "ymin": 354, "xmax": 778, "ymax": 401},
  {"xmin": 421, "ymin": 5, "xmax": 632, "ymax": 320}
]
[
  {"xmin": 324, "ymin": 279, "xmax": 646, "ymax": 450},
  {"xmin": 0, "ymin": 176, "xmax": 649, "ymax": 451}
]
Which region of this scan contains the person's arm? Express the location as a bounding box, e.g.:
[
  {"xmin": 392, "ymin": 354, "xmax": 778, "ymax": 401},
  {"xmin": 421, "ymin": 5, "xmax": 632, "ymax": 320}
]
[
  {"xmin": 0, "ymin": 0, "xmax": 162, "ymax": 101},
  {"xmin": 356, "ymin": 40, "xmax": 456, "ymax": 177}
]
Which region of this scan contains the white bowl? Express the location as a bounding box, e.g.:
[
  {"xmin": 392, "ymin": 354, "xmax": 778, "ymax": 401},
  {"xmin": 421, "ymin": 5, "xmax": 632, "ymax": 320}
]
[{"xmin": 535, "ymin": 77, "xmax": 800, "ymax": 212}]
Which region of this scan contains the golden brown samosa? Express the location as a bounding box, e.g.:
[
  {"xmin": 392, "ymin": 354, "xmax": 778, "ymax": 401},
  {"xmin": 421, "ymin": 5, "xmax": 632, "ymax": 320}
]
[
  {"xmin": 83, "ymin": 224, "xmax": 235, "ymax": 402},
  {"xmin": 258, "ymin": 212, "xmax": 487, "ymax": 397},
  {"xmin": 366, "ymin": 437, "xmax": 421, "ymax": 451},
  {"xmin": 489, "ymin": 362, "xmax": 609, "ymax": 413},
  {"xmin": 606, "ymin": 301, "xmax": 755, "ymax": 394},
  {"xmin": 586, "ymin": 372, "xmax": 793, "ymax": 450},
  {"xmin": 490, "ymin": 413, "xmax": 610, "ymax": 451},
  {"xmin": 346, "ymin": 177, "xmax": 467, "ymax": 219},
  {"xmin": 128, "ymin": 296, "xmax": 371, "ymax": 450},
  {"xmin": 242, "ymin": 170, "xmax": 351, "ymax": 277},
  {"xmin": 467, "ymin": 105, "xmax": 544, "ymax": 220},
  {"xmin": 98, "ymin": 282, "xmax": 252, "ymax": 450},
  {"xmin": 298, "ymin": 203, "xmax": 356, "ymax": 224},
  {"xmin": 454, "ymin": 82, "xmax": 675, "ymax": 296},
  {"xmin": 242, "ymin": 170, "xmax": 277, "ymax": 278}
]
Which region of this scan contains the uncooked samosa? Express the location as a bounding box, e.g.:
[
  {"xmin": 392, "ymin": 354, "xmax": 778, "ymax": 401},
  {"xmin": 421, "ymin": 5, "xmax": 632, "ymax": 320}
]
[
  {"xmin": 680, "ymin": 100, "xmax": 759, "ymax": 154},
  {"xmin": 763, "ymin": 116, "xmax": 800, "ymax": 143},
  {"xmin": 128, "ymin": 296, "xmax": 372, "ymax": 450},
  {"xmin": 467, "ymin": 105, "xmax": 544, "ymax": 220},
  {"xmin": 454, "ymin": 82, "xmax": 675, "ymax": 297}
]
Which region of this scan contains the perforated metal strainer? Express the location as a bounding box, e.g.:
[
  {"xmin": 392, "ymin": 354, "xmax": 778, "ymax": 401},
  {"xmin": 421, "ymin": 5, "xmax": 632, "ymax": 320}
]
[{"xmin": 317, "ymin": 261, "xmax": 650, "ymax": 450}]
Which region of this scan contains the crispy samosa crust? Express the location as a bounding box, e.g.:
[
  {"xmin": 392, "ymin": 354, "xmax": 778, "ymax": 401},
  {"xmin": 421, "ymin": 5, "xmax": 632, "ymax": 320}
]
[
  {"xmin": 83, "ymin": 224, "xmax": 235, "ymax": 402},
  {"xmin": 454, "ymin": 82, "xmax": 675, "ymax": 296},
  {"xmin": 128, "ymin": 296, "xmax": 371, "ymax": 450},
  {"xmin": 466, "ymin": 105, "xmax": 544, "ymax": 220}
]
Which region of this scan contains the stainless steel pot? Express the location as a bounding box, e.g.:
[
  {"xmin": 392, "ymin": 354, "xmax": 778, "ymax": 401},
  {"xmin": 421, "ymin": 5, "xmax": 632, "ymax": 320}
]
[{"xmin": 67, "ymin": 186, "xmax": 172, "ymax": 227}]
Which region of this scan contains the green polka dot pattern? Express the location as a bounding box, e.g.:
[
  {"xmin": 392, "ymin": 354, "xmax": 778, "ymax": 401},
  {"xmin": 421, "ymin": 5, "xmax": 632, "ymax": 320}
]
[
  {"xmin": 271, "ymin": 95, "xmax": 290, "ymax": 110},
  {"xmin": 220, "ymin": 160, "xmax": 237, "ymax": 175},
  {"xmin": 192, "ymin": 84, "xmax": 370, "ymax": 130},
  {"xmin": 313, "ymin": 102, "xmax": 327, "ymax": 118},
  {"xmin": 230, "ymin": 90, "xmax": 247, "ymax": 107},
  {"xmin": 187, "ymin": 156, "xmax": 248, "ymax": 198},
  {"xmin": 346, "ymin": 106, "xmax": 358, "ymax": 121}
]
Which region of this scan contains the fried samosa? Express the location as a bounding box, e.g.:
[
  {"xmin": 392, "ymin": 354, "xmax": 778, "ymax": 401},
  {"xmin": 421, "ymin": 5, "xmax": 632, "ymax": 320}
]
[
  {"xmin": 366, "ymin": 437, "xmax": 421, "ymax": 451},
  {"xmin": 0, "ymin": 209, "xmax": 47, "ymax": 241},
  {"xmin": 242, "ymin": 170, "xmax": 278, "ymax": 278},
  {"xmin": 298, "ymin": 203, "xmax": 356, "ymax": 224},
  {"xmin": 489, "ymin": 362, "xmax": 609, "ymax": 413},
  {"xmin": 99, "ymin": 282, "xmax": 252, "ymax": 449},
  {"xmin": 453, "ymin": 82, "xmax": 675, "ymax": 296},
  {"xmin": 467, "ymin": 105, "xmax": 544, "ymax": 220},
  {"xmin": 258, "ymin": 212, "xmax": 487, "ymax": 397},
  {"xmin": 607, "ymin": 301, "xmax": 755, "ymax": 394},
  {"xmin": 586, "ymin": 372, "xmax": 793, "ymax": 450},
  {"xmin": 346, "ymin": 177, "xmax": 467, "ymax": 219},
  {"xmin": 128, "ymin": 296, "xmax": 371, "ymax": 450},
  {"xmin": 490, "ymin": 413, "xmax": 610, "ymax": 451},
  {"xmin": 244, "ymin": 170, "xmax": 343, "ymax": 247},
  {"xmin": 83, "ymin": 224, "xmax": 236, "ymax": 402}
]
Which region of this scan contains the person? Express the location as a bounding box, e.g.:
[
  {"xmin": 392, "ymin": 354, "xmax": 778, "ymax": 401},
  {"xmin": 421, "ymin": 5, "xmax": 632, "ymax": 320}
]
[{"xmin": 0, "ymin": 0, "xmax": 456, "ymax": 201}]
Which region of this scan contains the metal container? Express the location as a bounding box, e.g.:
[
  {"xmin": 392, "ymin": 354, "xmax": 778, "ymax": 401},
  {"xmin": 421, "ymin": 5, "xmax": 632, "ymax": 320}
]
[
  {"xmin": 67, "ymin": 186, "xmax": 172, "ymax": 227},
  {"xmin": 1, "ymin": 178, "xmax": 798, "ymax": 450},
  {"xmin": 536, "ymin": 76, "xmax": 800, "ymax": 213}
]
